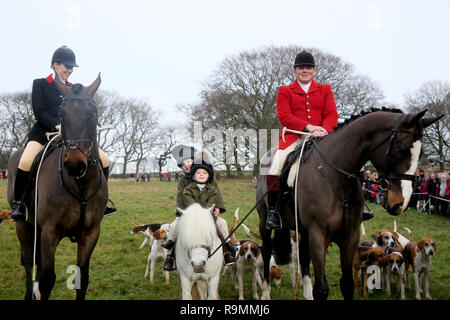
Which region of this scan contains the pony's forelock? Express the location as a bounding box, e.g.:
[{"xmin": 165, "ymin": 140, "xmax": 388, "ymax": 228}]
[{"xmin": 178, "ymin": 203, "xmax": 216, "ymax": 249}]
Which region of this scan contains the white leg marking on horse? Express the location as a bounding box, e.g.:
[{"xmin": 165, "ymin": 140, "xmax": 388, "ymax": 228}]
[
  {"xmin": 303, "ymin": 275, "xmax": 314, "ymax": 300},
  {"xmin": 261, "ymin": 281, "xmax": 271, "ymax": 300},
  {"xmin": 400, "ymin": 140, "xmax": 421, "ymax": 212}
]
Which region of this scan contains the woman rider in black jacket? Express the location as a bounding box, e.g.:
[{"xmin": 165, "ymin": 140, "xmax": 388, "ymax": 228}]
[{"xmin": 10, "ymin": 46, "xmax": 117, "ymax": 221}]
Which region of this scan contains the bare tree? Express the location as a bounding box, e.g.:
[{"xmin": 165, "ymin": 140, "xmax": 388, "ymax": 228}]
[
  {"xmin": 0, "ymin": 91, "xmax": 34, "ymax": 150},
  {"xmin": 179, "ymin": 45, "xmax": 386, "ymax": 174},
  {"xmin": 153, "ymin": 125, "xmax": 177, "ymax": 175},
  {"xmin": 405, "ymin": 80, "xmax": 449, "ymax": 170},
  {"xmin": 113, "ymin": 97, "xmax": 161, "ymax": 175}
]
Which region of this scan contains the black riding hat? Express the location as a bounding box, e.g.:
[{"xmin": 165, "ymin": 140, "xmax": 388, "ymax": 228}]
[
  {"xmin": 190, "ymin": 150, "xmax": 214, "ymax": 183},
  {"xmin": 171, "ymin": 144, "xmax": 197, "ymax": 169},
  {"xmin": 294, "ymin": 51, "xmax": 315, "ymax": 68},
  {"xmin": 51, "ymin": 46, "xmax": 79, "ymax": 68}
]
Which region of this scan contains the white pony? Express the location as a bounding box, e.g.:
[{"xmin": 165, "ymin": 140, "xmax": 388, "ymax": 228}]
[{"xmin": 175, "ymin": 203, "xmax": 223, "ymax": 300}]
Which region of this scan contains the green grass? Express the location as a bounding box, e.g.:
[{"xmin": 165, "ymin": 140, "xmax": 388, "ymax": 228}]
[{"xmin": 0, "ymin": 178, "xmax": 448, "ymax": 300}]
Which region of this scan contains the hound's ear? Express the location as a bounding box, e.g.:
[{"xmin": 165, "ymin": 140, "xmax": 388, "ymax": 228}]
[
  {"xmin": 371, "ymin": 233, "xmax": 376, "ymax": 240},
  {"xmin": 54, "ymin": 72, "xmax": 71, "ymax": 96},
  {"xmin": 86, "ymin": 72, "xmax": 101, "ymax": 97},
  {"xmin": 209, "ymin": 204, "xmax": 216, "ymax": 214},
  {"xmin": 147, "ymin": 228, "xmax": 154, "ymax": 236},
  {"xmin": 417, "ymin": 239, "xmax": 424, "ymax": 251},
  {"xmin": 176, "ymin": 207, "xmax": 184, "ymax": 216}
]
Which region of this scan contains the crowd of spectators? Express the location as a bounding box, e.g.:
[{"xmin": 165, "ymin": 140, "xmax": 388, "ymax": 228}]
[{"xmin": 362, "ymin": 168, "xmax": 450, "ymax": 220}]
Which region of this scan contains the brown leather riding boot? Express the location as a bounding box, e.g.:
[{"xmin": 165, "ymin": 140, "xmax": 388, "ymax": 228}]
[
  {"xmin": 163, "ymin": 251, "xmax": 176, "ymax": 271},
  {"xmin": 224, "ymin": 241, "xmax": 236, "ymax": 266}
]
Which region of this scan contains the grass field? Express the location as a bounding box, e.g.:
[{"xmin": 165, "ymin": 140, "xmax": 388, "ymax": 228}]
[{"xmin": 0, "ymin": 178, "xmax": 448, "ymax": 300}]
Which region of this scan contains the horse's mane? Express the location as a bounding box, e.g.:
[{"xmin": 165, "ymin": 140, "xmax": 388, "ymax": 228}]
[
  {"xmin": 178, "ymin": 203, "xmax": 217, "ymax": 248},
  {"xmin": 332, "ymin": 107, "xmax": 404, "ymax": 133}
]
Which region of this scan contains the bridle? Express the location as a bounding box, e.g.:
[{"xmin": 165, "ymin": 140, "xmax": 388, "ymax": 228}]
[
  {"xmin": 312, "ymin": 114, "xmax": 419, "ymax": 198},
  {"xmin": 59, "ymin": 95, "xmax": 100, "ymax": 179},
  {"xmin": 368, "ymin": 114, "xmax": 418, "ymax": 190},
  {"xmin": 57, "ymin": 95, "xmax": 104, "ymax": 243}
]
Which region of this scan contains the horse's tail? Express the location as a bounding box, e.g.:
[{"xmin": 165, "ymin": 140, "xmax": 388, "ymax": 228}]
[{"xmin": 272, "ymin": 228, "xmax": 291, "ymax": 265}]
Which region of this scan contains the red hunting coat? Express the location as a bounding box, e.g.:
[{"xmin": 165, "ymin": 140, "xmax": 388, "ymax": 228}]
[{"xmin": 276, "ymin": 80, "xmax": 339, "ymax": 149}]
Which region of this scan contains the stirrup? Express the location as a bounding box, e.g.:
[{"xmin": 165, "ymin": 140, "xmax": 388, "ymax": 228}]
[
  {"xmin": 362, "ymin": 210, "xmax": 374, "ymax": 221},
  {"xmin": 10, "ymin": 201, "xmax": 27, "ymax": 222},
  {"xmin": 266, "ymin": 209, "xmax": 282, "ymax": 229},
  {"xmin": 104, "ymin": 205, "xmax": 117, "ymax": 216}
]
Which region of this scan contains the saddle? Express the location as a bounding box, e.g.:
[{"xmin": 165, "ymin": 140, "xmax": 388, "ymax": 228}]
[
  {"xmin": 280, "ymin": 138, "xmax": 314, "ymax": 188},
  {"xmin": 29, "ymin": 137, "xmax": 64, "ymax": 179},
  {"xmin": 22, "ymin": 137, "xmax": 63, "ymax": 203}
]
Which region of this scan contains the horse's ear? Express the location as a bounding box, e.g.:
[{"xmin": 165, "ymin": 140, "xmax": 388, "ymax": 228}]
[
  {"xmin": 176, "ymin": 207, "xmax": 184, "ymax": 216},
  {"xmin": 420, "ymin": 114, "xmax": 445, "ymax": 129},
  {"xmin": 407, "ymin": 109, "xmax": 428, "ymax": 126},
  {"xmin": 86, "ymin": 73, "xmax": 101, "ymax": 97},
  {"xmin": 54, "ymin": 72, "xmax": 71, "ymax": 96},
  {"xmin": 209, "ymin": 204, "xmax": 216, "ymax": 214}
]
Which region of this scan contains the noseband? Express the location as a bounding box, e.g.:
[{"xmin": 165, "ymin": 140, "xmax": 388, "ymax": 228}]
[{"xmin": 187, "ymin": 244, "xmax": 212, "ymax": 260}]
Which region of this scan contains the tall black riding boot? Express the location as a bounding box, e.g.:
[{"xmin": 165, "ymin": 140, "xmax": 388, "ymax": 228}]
[
  {"xmin": 10, "ymin": 168, "xmax": 31, "ymax": 222},
  {"xmin": 102, "ymin": 166, "xmax": 117, "ymax": 216},
  {"xmin": 266, "ymin": 190, "xmax": 282, "ymax": 229}
]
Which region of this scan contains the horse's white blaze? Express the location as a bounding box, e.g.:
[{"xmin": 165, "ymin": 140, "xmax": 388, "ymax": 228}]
[{"xmin": 400, "ymin": 140, "xmax": 421, "ymax": 212}]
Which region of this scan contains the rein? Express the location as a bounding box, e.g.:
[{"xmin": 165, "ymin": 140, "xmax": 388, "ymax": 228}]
[{"xmin": 310, "ymin": 114, "xmax": 417, "ymax": 195}]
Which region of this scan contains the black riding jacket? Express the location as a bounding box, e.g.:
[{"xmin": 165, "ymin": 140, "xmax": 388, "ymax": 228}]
[{"xmin": 28, "ymin": 74, "xmax": 70, "ymax": 145}]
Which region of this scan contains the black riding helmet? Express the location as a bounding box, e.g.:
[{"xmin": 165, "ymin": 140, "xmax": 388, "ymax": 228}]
[
  {"xmin": 190, "ymin": 158, "xmax": 214, "ymax": 184},
  {"xmin": 51, "ymin": 46, "xmax": 79, "ymax": 68},
  {"xmin": 294, "ymin": 51, "xmax": 315, "ymax": 68}
]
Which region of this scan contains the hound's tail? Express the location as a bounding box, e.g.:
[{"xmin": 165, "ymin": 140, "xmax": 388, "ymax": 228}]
[
  {"xmin": 242, "ymin": 224, "xmax": 262, "ymax": 241},
  {"xmin": 229, "ymin": 208, "xmax": 239, "ymax": 244},
  {"xmin": 404, "ymin": 227, "xmax": 413, "ymax": 242},
  {"xmin": 361, "ymin": 222, "xmax": 368, "ymax": 241}
]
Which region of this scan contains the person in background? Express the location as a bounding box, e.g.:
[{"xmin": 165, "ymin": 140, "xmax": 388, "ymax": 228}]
[
  {"xmin": 437, "ymin": 172, "xmax": 449, "ymax": 218},
  {"xmin": 427, "ymin": 172, "xmax": 440, "ymax": 214}
]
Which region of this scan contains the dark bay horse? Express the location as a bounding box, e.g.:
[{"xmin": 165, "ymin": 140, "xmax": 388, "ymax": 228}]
[
  {"xmin": 256, "ymin": 108, "xmax": 442, "ymax": 300},
  {"xmin": 7, "ymin": 74, "xmax": 108, "ymax": 300}
]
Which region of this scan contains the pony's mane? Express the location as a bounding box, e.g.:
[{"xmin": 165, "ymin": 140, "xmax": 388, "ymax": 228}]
[
  {"xmin": 178, "ymin": 203, "xmax": 217, "ymax": 248},
  {"xmin": 332, "ymin": 107, "xmax": 404, "ymax": 133}
]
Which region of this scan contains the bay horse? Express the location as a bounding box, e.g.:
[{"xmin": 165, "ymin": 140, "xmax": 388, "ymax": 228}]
[
  {"xmin": 256, "ymin": 108, "xmax": 442, "ymax": 300},
  {"xmin": 175, "ymin": 203, "xmax": 223, "ymax": 300},
  {"xmin": 7, "ymin": 74, "xmax": 108, "ymax": 300}
]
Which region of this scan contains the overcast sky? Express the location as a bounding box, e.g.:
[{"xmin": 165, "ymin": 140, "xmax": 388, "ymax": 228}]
[{"xmin": 1, "ymin": 0, "xmax": 449, "ymax": 127}]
